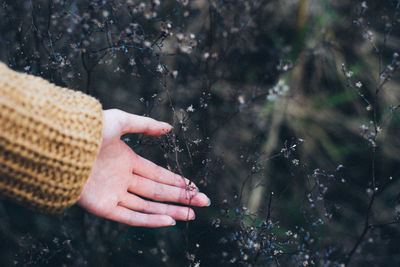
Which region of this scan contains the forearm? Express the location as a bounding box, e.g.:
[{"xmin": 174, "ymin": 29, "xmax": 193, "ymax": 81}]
[{"xmin": 0, "ymin": 62, "xmax": 103, "ymax": 213}]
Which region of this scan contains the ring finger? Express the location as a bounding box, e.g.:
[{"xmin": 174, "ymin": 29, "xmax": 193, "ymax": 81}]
[{"xmin": 119, "ymin": 193, "xmax": 195, "ymax": 221}]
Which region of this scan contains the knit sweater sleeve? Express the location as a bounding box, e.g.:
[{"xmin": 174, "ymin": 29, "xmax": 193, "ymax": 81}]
[{"xmin": 0, "ymin": 62, "xmax": 103, "ymax": 213}]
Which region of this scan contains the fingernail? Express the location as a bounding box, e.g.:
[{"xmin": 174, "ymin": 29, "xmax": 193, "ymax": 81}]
[
  {"xmin": 171, "ymin": 219, "xmax": 176, "ymax": 226},
  {"xmin": 207, "ymin": 198, "xmax": 211, "ymax": 207},
  {"xmin": 191, "ymin": 214, "xmax": 196, "ymax": 220}
]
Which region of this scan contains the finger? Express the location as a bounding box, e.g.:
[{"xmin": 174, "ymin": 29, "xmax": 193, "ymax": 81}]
[
  {"xmin": 120, "ymin": 193, "xmax": 195, "ymax": 221},
  {"xmin": 118, "ymin": 110, "xmax": 172, "ymax": 136},
  {"xmin": 108, "ymin": 206, "xmax": 176, "ymax": 227},
  {"xmin": 129, "ymin": 174, "xmax": 210, "ymax": 206},
  {"xmin": 131, "ymin": 153, "xmax": 198, "ymax": 190}
]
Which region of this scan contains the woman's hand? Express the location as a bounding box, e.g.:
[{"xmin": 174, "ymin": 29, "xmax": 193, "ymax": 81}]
[{"xmin": 77, "ymin": 109, "xmax": 210, "ymax": 227}]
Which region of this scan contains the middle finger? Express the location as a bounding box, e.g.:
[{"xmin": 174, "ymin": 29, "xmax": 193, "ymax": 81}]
[{"xmin": 129, "ymin": 174, "xmax": 210, "ymax": 206}]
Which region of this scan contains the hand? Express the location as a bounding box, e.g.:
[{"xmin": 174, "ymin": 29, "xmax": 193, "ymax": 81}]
[{"xmin": 77, "ymin": 109, "xmax": 210, "ymax": 227}]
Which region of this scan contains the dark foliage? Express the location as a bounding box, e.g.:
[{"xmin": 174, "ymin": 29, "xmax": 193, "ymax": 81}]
[{"xmin": 0, "ymin": 0, "xmax": 399, "ymax": 266}]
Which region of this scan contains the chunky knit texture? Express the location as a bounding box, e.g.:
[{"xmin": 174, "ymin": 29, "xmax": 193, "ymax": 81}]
[{"xmin": 0, "ymin": 63, "xmax": 103, "ymax": 213}]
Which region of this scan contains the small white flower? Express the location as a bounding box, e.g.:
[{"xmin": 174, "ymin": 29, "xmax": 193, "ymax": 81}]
[{"xmin": 186, "ymin": 105, "xmax": 195, "ymax": 112}]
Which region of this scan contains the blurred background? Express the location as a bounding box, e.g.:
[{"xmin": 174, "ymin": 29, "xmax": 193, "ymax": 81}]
[{"xmin": 0, "ymin": 0, "xmax": 399, "ymax": 266}]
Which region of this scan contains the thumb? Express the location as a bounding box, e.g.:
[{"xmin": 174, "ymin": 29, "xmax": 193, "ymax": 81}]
[{"xmin": 113, "ymin": 109, "xmax": 172, "ymax": 136}]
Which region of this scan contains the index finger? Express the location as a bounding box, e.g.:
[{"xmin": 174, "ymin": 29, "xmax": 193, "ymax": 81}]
[{"xmin": 131, "ymin": 152, "xmax": 198, "ymax": 191}]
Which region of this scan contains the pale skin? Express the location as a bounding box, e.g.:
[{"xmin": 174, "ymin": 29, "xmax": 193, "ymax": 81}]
[{"xmin": 77, "ymin": 109, "xmax": 210, "ymax": 228}]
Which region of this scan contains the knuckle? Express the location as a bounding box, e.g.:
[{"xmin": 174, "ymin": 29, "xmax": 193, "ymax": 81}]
[
  {"xmin": 160, "ymin": 203, "xmax": 169, "ymax": 215},
  {"xmin": 139, "ymin": 199, "xmax": 151, "ymax": 213},
  {"xmin": 153, "ymin": 182, "xmax": 165, "ymax": 199},
  {"xmin": 130, "ymin": 174, "xmax": 139, "ymax": 189},
  {"xmin": 155, "ymin": 165, "xmax": 165, "ymax": 180}
]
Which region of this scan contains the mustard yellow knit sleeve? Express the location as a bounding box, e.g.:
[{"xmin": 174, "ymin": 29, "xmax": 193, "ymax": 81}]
[{"xmin": 0, "ymin": 62, "xmax": 103, "ymax": 213}]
